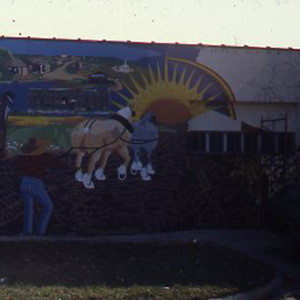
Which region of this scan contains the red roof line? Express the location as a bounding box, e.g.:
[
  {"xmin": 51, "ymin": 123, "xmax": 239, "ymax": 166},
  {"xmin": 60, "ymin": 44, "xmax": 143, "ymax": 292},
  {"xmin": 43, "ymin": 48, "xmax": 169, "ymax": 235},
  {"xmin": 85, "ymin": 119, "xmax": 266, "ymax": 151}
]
[{"xmin": 1, "ymin": 35, "xmax": 300, "ymax": 52}]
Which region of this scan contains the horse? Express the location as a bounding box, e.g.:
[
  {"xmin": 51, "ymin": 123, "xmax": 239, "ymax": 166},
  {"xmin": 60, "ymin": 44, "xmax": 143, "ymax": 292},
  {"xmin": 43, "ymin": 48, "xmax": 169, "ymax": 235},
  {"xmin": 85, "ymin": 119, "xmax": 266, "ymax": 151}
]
[
  {"xmin": 130, "ymin": 111, "xmax": 159, "ymax": 181},
  {"xmin": 71, "ymin": 106, "xmax": 134, "ymax": 189}
]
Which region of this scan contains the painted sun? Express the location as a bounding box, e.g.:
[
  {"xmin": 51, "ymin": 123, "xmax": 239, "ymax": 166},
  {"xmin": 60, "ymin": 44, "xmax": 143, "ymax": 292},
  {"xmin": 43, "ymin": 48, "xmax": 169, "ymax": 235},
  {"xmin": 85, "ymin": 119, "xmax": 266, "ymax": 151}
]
[{"xmin": 113, "ymin": 57, "xmax": 236, "ymax": 125}]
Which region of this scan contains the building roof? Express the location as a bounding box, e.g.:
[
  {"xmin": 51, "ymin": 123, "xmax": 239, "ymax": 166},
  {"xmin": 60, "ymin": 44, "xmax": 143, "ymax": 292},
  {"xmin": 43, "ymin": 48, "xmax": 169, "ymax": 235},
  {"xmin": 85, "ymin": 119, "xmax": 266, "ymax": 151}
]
[
  {"xmin": 24, "ymin": 56, "xmax": 49, "ymax": 65},
  {"xmin": 1, "ymin": 36, "xmax": 299, "ymax": 52},
  {"xmin": 189, "ymin": 110, "xmax": 241, "ymax": 132},
  {"xmin": 4, "ymin": 57, "xmax": 27, "ymax": 68}
]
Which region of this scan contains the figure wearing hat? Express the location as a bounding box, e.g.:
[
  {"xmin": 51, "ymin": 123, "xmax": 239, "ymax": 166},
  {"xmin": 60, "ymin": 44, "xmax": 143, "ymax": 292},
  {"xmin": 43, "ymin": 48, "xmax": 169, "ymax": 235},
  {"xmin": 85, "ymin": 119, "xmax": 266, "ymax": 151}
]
[{"xmin": 13, "ymin": 137, "xmax": 60, "ymax": 236}]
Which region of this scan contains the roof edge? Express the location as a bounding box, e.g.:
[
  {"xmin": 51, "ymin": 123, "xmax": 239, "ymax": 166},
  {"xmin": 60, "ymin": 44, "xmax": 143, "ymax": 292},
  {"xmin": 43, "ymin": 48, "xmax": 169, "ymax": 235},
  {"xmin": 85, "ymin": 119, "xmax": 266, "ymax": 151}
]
[{"xmin": 0, "ymin": 35, "xmax": 300, "ymax": 53}]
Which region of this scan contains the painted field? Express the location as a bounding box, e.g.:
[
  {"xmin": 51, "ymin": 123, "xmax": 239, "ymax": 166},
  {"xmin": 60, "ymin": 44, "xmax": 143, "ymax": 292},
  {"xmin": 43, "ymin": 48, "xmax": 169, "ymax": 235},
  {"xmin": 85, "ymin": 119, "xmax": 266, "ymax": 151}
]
[
  {"xmin": 7, "ymin": 125, "xmax": 74, "ymax": 154},
  {"xmin": 8, "ymin": 115, "xmax": 86, "ymax": 127},
  {"xmin": 6, "ymin": 115, "xmax": 91, "ymax": 154}
]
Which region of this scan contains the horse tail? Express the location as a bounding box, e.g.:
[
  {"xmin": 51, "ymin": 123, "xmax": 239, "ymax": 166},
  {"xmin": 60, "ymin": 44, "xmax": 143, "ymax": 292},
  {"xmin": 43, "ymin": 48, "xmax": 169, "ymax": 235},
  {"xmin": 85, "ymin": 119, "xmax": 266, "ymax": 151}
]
[
  {"xmin": 83, "ymin": 127, "xmax": 90, "ymax": 134},
  {"xmin": 73, "ymin": 119, "xmax": 96, "ymax": 151}
]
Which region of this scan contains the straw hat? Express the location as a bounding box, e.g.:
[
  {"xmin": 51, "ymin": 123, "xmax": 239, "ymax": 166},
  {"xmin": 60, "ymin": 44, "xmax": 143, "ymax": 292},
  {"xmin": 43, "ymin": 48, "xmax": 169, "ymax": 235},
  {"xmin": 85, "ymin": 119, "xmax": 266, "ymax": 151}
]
[{"xmin": 21, "ymin": 138, "xmax": 50, "ymax": 155}]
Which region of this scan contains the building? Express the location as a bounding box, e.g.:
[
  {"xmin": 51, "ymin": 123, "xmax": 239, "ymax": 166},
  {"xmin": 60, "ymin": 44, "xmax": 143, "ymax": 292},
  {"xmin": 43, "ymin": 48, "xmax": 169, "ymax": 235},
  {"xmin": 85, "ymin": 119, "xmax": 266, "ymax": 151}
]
[
  {"xmin": 4, "ymin": 58, "xmax": 28, "ymax": 76},
  {"xmin": 112, "ymin": 60, "xmax": 134, "ymax": 73},
  {"xmin": 0, "ymin": 37, "xmax": 299, "ymax": 234},
  {"xmin": 25, "ymin": 57, "xmax": 51, "ymax": 74},
  {"xmin": 188, "ymin": 45, "xmax": 300, "ymax": 155}
]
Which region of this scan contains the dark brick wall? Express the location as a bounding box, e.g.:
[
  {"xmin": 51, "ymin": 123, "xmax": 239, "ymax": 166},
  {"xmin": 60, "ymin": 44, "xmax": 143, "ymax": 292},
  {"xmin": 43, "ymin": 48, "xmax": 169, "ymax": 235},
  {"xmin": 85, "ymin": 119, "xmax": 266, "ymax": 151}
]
[{"xmin": 1, "ymin": 132, "xmax": 297, "ymax": 236}]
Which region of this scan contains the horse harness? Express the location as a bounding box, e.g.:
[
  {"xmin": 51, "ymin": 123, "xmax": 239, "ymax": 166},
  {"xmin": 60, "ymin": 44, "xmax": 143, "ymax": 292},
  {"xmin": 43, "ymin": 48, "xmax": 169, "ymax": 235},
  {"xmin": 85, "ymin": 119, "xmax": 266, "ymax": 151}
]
[
  {"xmin": 82, "ymin": 114, "xmax": 134, "ymax": 134},
  {"xmin": 81, "ymin": 114, "xmax": 158, "ymax": 145},
  {"xmin": 61, "ymin": 113, "xmax": 159, "ymax": 161}
]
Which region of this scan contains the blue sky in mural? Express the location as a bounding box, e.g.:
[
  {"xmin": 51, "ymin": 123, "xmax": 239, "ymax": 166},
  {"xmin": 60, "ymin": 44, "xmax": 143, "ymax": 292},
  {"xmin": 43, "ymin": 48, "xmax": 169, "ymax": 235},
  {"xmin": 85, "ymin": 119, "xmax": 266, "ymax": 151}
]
[{"xmin": 0, "ymin": 38, "xmax": 162, "ymax": 60}]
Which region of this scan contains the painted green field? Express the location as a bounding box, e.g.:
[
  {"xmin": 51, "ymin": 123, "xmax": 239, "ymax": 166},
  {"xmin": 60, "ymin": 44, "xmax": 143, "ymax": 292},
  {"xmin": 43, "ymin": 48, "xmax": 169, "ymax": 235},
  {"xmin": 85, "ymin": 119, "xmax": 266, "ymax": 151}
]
[
  {"xmin": 7, "ymin": 124, "xmax": 74, "ymax": 154},
  {"xmin": 6, "ymin": 115, "xmax": 88, "ymax": 154}
]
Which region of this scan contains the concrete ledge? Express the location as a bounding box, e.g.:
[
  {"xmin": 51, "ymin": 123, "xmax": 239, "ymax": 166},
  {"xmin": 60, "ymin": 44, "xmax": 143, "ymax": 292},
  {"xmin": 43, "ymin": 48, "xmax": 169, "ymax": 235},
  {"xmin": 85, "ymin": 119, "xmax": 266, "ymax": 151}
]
[{"xmin": 209, "ymin": 275, "xmax": 282, "ymax": 300}]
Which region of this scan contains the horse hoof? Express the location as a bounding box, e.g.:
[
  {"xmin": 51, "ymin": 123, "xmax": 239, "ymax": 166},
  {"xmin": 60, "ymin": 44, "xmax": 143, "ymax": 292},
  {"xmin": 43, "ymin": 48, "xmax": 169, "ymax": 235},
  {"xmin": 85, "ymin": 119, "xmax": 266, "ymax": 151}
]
[
  {"xmin": 130, "ymin": 161, "xmax": 142, "ymax": 175},
  {"xmin": 142, "ymin": 175, "xmax": 151, "ymax": 181},
  {"xmin": 117, "ymin": 165, "xmax": 127, "ymax": 181},
  {"xmin": 82, "ymin": 173, "xmax": 94, "ymax": 188},
  {"xmin": 140, "ymin": 168, "xmax": 151, "ymax": 181},
  {"xmin": 83, "ymin": 181, "xmax": 95, "ymax": 189},
  {"xmin": 95, "ymin": 169, "xmax": 106, "ymax": 181},
  {"xmin": 130, "ymin": 167, "xmax": 138, "ymax": 175},
  {"xmin": 146, "ymin": 164, "xmax": 155, "ymax": 175},
  {"xmin": 75, "ymin": 170, "xmax": 84, "ymax": 182},
  {"xmin": 118, "ymin": 173, "xmax": 127, "ymax": 181}
]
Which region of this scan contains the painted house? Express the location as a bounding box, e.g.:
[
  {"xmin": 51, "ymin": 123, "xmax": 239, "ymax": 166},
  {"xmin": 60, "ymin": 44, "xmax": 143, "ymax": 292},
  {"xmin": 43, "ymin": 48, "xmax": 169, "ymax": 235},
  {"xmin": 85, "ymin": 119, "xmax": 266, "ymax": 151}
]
[
  {"xmin": 26, "ymin": 57, "xmax": 51, "ymax": 74},
  {"xmin": 112, "ymin": 60, "xmax": 134, "ymax": 73},
  {"xmin": 4, "ymin": 57, "xmax": 28, "ymax": 76}
]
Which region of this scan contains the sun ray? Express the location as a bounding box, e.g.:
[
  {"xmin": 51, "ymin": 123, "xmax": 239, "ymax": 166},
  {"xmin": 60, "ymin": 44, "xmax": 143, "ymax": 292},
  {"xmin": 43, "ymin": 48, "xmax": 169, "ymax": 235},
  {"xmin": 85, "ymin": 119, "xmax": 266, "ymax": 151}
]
[
  {"xmin": 178, "ymin": 66, "xmax": 187, "ymax": 86},
  {"xmin": 122, "ymin": 82, "xmax": 137, "ymax": 98},
  {"xmin": 204, "ymin": 93, "xmax": 221, "ymax": 103},
  {"xmin": 156, "ymin": 60, "xmax": 164, "ymax": 84},
  {"xmin": 164, "ymin": 57, "xmax": 169, "ymax": 85},
  {"xmin": 185, "ymin": 70, "xmax": 196, "ymax": 90},
  {"xmin": 115, "ymin": 92, "xmax": 130, "ymax": 103},
  {"xmin": 111, "ymin": 101, "xmax": 125, "ymax": 109},
  {"xmin": 140, "ymin": 69, "xmax": 151, "ymax": 87},
  {"xmin": 197, "ymin": 83, "xmax": 213, "ymax": 100},
  {"xmin": 189, "ymin": 75, "xmax": 203, "ymax": 96},
  {"xmin": 129, "ymin": 75, "xmax": 143, "ymax": 94},
  {"xmin": 148, "ymin": 65, "xmax": 156, "ymax": 84},
  {"xmin": 171, "ymin": 63, "xmax": 178, "ymax": 84}
]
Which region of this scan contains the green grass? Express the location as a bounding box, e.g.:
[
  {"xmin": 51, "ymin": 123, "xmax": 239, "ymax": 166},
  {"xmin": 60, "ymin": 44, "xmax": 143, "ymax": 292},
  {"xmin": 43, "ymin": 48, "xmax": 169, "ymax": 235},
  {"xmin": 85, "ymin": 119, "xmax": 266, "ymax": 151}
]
[
  {"xmin": 0, "ymin": 240, "xmax": 275, "ymax": 300},
  {"xmin": 7, "ymin": 124, "xmax": 73, "ymax": 152}
]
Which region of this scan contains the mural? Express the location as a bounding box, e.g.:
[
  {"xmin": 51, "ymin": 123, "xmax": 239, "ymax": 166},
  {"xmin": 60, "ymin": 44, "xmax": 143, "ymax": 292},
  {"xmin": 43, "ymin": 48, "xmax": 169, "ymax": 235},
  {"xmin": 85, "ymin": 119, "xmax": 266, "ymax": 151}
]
[{"xmin": 0, "ymin": 38, "xmax": 296, "ymax": 236}]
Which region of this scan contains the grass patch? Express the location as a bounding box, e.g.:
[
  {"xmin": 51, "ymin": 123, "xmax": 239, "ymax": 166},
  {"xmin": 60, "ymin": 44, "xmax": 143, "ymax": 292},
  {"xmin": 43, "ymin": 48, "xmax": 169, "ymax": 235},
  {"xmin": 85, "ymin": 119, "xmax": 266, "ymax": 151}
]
[
  {"xmin": 7, "ymin": 124, "xmax": 73, "ymax": 152},
  {"xmin": 0, "ymin": 240, "xmax": 275, "ymax": 300}
]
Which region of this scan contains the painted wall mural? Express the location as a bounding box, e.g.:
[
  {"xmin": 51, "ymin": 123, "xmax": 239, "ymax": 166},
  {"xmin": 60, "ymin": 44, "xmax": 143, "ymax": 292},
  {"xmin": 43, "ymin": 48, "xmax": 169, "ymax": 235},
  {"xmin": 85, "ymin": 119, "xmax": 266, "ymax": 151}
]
[{"xmin": 0, "ymin": 38, "xmax": 297, "ymax": 236}]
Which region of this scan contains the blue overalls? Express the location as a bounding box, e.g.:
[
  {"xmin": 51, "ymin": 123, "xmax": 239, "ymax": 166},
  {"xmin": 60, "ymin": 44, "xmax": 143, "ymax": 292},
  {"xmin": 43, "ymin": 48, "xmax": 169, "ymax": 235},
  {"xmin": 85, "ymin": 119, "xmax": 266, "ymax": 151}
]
[{"xmin": 20, "ymin": 176, "xmax": 53, "ymax": 236}]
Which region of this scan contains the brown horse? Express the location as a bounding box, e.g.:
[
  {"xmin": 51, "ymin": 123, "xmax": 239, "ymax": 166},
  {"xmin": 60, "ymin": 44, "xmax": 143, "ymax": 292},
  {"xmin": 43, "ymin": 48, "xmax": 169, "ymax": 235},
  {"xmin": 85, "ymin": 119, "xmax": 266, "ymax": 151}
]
[{"xmin": 71, "ymin": 107, "xmax": 133, "ymax": 189}]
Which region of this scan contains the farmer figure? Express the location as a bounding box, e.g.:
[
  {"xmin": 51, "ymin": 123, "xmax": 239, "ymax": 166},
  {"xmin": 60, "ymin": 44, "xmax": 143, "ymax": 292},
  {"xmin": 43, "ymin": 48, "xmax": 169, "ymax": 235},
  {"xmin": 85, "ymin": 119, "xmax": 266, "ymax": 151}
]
[{"xmin": 13, "ymin": 137, "xmax": 59, "ymax": 236}]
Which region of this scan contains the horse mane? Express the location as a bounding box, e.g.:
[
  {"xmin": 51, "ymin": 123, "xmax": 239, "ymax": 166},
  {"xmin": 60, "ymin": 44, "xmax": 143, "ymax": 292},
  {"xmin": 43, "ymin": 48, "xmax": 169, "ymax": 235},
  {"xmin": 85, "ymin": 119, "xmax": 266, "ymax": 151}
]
[{"xmin": 109, "ymin": 113, "xmax": 134, "ymax": 134}]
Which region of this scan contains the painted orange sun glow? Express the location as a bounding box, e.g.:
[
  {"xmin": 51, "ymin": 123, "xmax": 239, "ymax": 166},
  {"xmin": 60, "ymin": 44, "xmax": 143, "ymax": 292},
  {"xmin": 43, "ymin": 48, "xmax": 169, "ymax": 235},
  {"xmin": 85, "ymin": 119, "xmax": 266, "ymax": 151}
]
[{"xmin": 112, "ymin": 58, "xmax": 236, "ymax": 125}]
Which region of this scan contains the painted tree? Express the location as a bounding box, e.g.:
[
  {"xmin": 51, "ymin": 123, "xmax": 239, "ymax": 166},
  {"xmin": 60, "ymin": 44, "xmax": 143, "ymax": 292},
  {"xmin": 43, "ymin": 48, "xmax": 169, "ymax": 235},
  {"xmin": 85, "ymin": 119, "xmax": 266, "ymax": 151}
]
[{"xmin": 0, "ymin": 92, "xmax": 14, "ymax": 160}]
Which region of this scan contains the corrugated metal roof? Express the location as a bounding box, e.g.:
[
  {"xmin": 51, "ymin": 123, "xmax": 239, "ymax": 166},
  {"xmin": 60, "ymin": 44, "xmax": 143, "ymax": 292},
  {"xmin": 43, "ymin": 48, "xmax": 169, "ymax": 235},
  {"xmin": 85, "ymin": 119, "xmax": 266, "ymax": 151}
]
[{"xmin": 0, "ymin": 36, "xmax": 299, "ymax": 52}]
